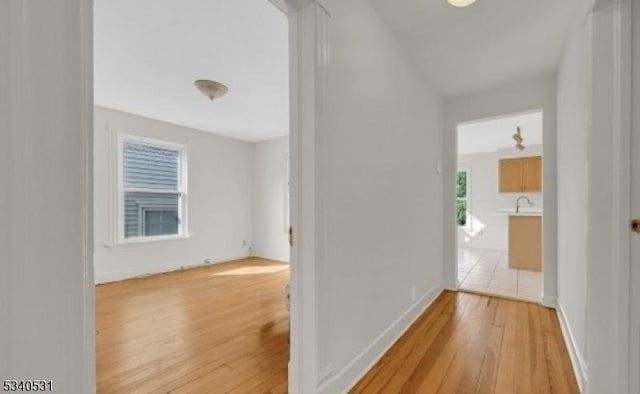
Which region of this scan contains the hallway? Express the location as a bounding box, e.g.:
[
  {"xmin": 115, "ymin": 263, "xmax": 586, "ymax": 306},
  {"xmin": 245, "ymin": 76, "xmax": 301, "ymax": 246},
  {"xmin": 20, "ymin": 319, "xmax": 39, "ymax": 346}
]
[{"xmin": 352, "ymin": 291, "xmax": 579, "ymax": 393}]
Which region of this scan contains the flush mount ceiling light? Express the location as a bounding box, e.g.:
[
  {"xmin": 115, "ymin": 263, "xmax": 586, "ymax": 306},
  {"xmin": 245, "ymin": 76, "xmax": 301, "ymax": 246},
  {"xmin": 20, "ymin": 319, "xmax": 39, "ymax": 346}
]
[
  {"xmin": 194, "ymin": 79, "xmax": 229, "ymax": 101},
  {"xmin": 447, "ymin": 0, "xmax": 476, "ymax": 8},
  {"xmin": 512, "ymin": 127, "xmax": 525, "ymax": 151}
]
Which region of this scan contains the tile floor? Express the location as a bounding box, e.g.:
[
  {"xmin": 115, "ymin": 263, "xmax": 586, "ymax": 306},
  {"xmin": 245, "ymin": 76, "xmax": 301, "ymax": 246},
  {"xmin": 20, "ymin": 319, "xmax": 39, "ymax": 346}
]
[{"xmin": 458, "ymin": 247, "xmax": 542, "ymax": 302}]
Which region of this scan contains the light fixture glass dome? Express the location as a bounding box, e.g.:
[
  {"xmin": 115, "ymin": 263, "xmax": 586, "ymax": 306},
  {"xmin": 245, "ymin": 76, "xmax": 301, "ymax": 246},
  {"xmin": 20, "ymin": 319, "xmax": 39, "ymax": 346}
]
[
  {"xmin": 447, "ymin": 0, "xmax": 476, "ymax": 7},
  {"xmin": 194, "ymin": 80, "xmax": 228, "ymax": 101}
]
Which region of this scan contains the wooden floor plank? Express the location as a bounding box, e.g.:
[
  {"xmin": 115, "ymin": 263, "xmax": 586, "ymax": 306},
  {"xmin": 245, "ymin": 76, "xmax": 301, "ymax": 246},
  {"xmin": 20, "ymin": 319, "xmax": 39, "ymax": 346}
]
[
  {"xmin": 96, "ymin": 258, "xmax": 290, "ymax": 393},
  {"xmin": 514, "ymin": 302, "xmax": 534, "ymax": 393},
  {"xmin": 353, "ymin": 293, "xmax": 454, "ymax": 394},
  {"xmin": 540, "ymin": 307, "xmax": 581, "ymax": 394},
  {"xmin": 408, "ymin": 294, "xmax": 481, "ymax": 392},
  {"xmin": 493, "ymin": 298, "xmax": 508, "ymax": 328},
  {"xmin": 474, "ymin": 325, "xmax": 504, "ymax": 394},
  {"xmin": 390, "ymin": 293, "xmax": 474, "ymax": 392},
  {"xmin": 494, "ymin": 299, "xmax": 518, "ymax": 393},
  {"xmin": 98, "ymin": 267, "xmax": 579, "ymax": 394},
  {"xmin": 379, "ymin": 314, "xmax": 450, "ymax": 394},
  {"xmin": 527, "ymin": 303, "xmax": 552, "ymax": 393},
  {"xmin": 436, "ymin": 296, "xmax": 498, "ymax": 394},
  {"xmin": 352, "ymin": 292, "xmax": 579, "ymax": 394}
]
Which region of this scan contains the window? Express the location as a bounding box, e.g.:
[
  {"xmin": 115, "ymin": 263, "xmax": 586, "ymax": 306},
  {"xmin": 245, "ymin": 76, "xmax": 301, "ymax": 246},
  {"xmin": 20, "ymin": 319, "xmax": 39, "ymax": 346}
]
[
  {"xmin": 120, "ymin": 138, "xmax": 186, "ymax": 240},
  {"xmin": 456, "ymin": 170, "xmax": 468, "ymax": 227}
]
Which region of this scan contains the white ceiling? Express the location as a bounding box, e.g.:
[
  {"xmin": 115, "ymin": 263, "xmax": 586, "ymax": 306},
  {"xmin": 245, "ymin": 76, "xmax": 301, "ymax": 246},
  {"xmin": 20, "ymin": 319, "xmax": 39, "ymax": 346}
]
[
  {"xmin": 457, "ymin": 111, "xmax": 543, "ymax": 155},
  {"xmin": 371, "ymin": 0, "xmax": 579, "ymax": 97},
  {"xmin": 94, "ymin": 0, "xmax": 289, "ymax": 142}
]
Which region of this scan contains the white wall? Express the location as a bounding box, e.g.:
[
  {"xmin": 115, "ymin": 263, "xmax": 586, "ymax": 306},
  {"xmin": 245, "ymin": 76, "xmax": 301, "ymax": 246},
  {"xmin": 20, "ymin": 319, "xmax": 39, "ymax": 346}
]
[
  {"xmin": 253, "ymin": 136, "xmax": 290, "ymax": 262},
  {"xmin": 317, "ymin": 0, "xmax": 444, "ymax": 391},
  {"xmin": 94, "ymin": 107, "xmax": 254, "ymax": 283},
  {"xmin": 457, "ymin": 145, "xmax": 543, "ymax": 251},
  {"xmin": 443, "ymin": 75, "xmax": 558, "ymax": 306},
  {"xmin": 555, "ymin": 7, "xmax": 589, "ymax": 386},
  {"xmin": 0, "ymin": 0, "xmax": 94, "ymax": 391}
]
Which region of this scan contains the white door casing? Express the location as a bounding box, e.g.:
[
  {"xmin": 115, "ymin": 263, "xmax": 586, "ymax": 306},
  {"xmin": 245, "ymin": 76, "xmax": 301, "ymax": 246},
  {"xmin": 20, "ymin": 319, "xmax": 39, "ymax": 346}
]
[
  {"xmin": 0, "ymin": 0, "xmax": 95, "ymax": 391},
  {"xmin": 585, "ymin": 0, "xmax": 633, "ymax": 392},
  {"xmin": 269, "ymin": 0, "xmax": 330, "ymax": 393},
  {"xmin": 1, "ymin": 0, "xmax": 328, "ymax": 392},
  {"xmin": 629, "ymin": 0, "xmax": 640, "ymax": 391}
]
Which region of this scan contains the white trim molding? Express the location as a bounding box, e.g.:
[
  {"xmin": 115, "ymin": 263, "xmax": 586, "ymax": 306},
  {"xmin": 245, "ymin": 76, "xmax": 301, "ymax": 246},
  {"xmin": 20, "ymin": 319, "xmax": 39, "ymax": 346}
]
[
  {"xmin": 282, "ymin": 0, "xmax": 330, "ymax": 393},
  {"xmin": 0, "ymin": 0, "xmax": 96, "ymax": 390},
  {"xmin": 584, "ymin": 1, "xmax": 633, "ymax": 393},
  {"xmin": 629, "ymin": 0, "xmax": 640, "ymax": 391},
  {"xmin": 318, "ymin": 286, "xmax": 445, "ymax": 394},
  {"xmin": 271, "ymin": 0, "xmax": 330, "ymax": 15},
  {"xmin": 557, "ymin": 300, "xmax": 588, "ymax": 392}
]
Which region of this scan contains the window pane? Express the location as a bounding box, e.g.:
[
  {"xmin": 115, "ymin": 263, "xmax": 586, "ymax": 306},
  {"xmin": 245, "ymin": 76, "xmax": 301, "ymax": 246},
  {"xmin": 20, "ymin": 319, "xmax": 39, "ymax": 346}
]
[
  {"xmin": 457, "ymin": 200, "xmax": 467, "ymax": 226},
  {"xmin": 123, "ymin": 141, "xmax": 179, "ymax": 190},
  {"xmin": 144, "ymin": 209, "xmax": 179, "ymax": 237},
  {"xmin": 124, "ymin": 191, "xmax": 180, "ymax": 238},
  {"xmin": 456, "ymin": 171, "xmax": 467, "ymax": 198}
]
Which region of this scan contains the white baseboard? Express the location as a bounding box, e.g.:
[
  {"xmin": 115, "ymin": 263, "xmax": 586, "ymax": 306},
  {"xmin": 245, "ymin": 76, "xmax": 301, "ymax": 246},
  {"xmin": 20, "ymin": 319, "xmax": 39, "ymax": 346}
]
[
  {"xmin": 556, "ymin": 299, "xmax": 588, "ymax": 392},
  {"xmin": 94, "ymin": 254, "xmax": 252, "ymax": 284},
  {"xmin": 318, "ymin": 284, "xmax": 445, "ymax": 394},
  {"xmin": 253, "ymin": 255, "xmax": 290, "ymax": 264}
]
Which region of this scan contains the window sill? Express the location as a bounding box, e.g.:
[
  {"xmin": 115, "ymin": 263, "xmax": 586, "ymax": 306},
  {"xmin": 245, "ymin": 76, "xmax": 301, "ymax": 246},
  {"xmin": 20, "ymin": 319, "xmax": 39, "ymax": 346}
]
[{"xmin": 102, "ymin": 234, "xmax": 191, "ymax": 251}]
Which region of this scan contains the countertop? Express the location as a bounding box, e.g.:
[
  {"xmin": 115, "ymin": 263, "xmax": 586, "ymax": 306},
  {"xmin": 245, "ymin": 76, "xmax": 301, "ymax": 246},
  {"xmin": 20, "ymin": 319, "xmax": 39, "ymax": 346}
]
[{"xmin": 495, "ymin": 208, "xmax": 543, "ymax": 217}]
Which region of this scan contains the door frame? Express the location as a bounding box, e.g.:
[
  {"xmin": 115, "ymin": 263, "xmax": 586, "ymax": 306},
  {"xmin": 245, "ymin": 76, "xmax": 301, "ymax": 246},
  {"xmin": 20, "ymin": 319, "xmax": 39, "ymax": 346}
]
[
  {"xmin": 444, "ymin": 87, "xmax": 558, "ymax": 308},
  {"xmin": 629, "ymin": 0, "xmax": 639, "ymax": 392},
  {"xmin": 585, "ymin": 0, "xmax": 633, "ymax": 392},
  {"xmin": 85, "ymin": 0, "xmax": 329, "ymax": 392},
  {"xmin": 452, "ymin": 109, "xmax": 550, "ymax": 301},
  {"xmin": 269, "ymin": 1, "xmax": 330, "ymax": 392}
]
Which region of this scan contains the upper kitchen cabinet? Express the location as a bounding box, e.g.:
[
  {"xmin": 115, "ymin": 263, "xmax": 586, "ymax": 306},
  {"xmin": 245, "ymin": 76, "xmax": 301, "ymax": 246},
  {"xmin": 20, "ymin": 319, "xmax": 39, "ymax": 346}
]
[
  {"xmin": 499, "ymin": 156, "xmax": 542, "ymax": 193},
  {"xmin": 522, "ymin": 156, "xmax": 542, "ymax": 192},
  {"xmin": 499, "ymin": 159, "xmax": 523, "ymax": 192}
]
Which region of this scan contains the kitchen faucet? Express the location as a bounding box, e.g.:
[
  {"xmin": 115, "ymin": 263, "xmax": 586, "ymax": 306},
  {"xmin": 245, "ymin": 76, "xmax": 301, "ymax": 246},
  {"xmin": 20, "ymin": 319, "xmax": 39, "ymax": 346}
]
[{"xmin": 516, "ymin": 195, "xmax": 534, "ymax": 213}]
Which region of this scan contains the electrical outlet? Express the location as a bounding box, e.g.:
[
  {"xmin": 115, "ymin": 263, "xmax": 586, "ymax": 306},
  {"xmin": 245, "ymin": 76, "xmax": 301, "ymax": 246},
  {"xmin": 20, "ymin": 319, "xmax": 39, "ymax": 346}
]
[
  {"xmin": 204, "ymin": 258, "xmax": 213, "ymax": 264},
  {"xmin": 411, "ymin": 287, "xmax": 416, "ymax": 303},
  {"xmin": 242, "ymin": 240, "xmax": 247, "ymax": 246}
]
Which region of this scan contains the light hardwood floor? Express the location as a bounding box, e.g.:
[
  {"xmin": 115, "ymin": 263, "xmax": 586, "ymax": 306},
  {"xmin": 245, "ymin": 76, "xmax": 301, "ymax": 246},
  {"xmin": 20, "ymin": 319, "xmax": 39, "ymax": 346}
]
[
  {"xmin": 97, "ymin": 262, "xmax": 578, "ymax": 394},
  {"xmin": 351, "ymin": 291, "xmax": 580, "ymax": 394},
  {"xmin": 96, "ymin": 258, "xmax": 290, "ymax": 393}
]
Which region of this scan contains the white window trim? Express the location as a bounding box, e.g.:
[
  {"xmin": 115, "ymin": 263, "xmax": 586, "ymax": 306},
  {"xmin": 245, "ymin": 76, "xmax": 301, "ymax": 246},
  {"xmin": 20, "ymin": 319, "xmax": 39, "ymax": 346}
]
[
  {"xmin": 114, "ymin": 133, "xmax": 189, "ymax": 245},
  {"xmin": 457, "ymin": 166, "xmax": 472, "ymax": 230}
]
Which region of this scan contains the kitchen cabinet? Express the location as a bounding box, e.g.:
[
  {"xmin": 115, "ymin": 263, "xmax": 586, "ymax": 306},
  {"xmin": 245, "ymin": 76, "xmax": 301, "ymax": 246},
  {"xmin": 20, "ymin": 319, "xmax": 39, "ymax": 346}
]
[
  {"xmin": 499, "ymin": 159, "xmax": 523, "ymax": 193},
  {"xmin": 499, "ymin": 156, "xmax": 542, "ymax": 193},
  {"xmin": 508, "ymin": 215, "xmax": 542, "ymax": 271}
]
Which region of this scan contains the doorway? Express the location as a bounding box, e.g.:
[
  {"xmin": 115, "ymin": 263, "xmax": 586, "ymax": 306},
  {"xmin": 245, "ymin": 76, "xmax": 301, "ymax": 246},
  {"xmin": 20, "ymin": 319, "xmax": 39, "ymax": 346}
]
[
  {"xmin": 92, "ymin": 0, "xmax": 298, "ymax": 391},
  {"xmin": 455, "ymin": 110, "xmax": 545, "ymax": 303}
]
